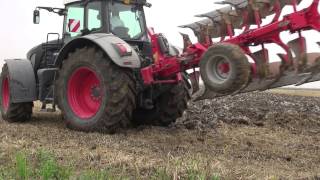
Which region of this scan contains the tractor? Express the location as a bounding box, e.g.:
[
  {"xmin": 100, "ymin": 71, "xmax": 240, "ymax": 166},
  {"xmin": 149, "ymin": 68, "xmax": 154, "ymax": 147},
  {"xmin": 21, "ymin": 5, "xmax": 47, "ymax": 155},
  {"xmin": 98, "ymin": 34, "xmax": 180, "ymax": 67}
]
[{"xmin": 1, "ymin": 0, "xmax": 320, "ymax": 133}]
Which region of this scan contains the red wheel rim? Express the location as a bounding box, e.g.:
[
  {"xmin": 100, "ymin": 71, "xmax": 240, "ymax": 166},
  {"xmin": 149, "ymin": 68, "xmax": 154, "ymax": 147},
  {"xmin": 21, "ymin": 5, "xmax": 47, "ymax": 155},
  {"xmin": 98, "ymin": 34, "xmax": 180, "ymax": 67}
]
[
  {"xmin": 2, "ymin": 77, "xmax": 9, "ymax": 111},
  {"xmin": 218, "ymin": 62, "xmax": 230, "ymax": 75},
  {"xmin": 67, "ymin": 67, "xmax": 102, "ymax": 119},
  {"xmin": 217, "ymin": 60, "xmax": 230, "ymax": 79}
]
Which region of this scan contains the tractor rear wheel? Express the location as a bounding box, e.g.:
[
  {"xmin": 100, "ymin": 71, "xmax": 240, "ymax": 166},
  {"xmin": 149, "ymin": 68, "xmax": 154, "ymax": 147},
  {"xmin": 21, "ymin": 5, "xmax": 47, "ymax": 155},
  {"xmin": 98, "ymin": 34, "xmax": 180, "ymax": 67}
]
[
  {"xmin": 0, "ymin": 64, "xmax": 33, "ymax": 122},
  {"xmin": 56, "ymin": 47, "xmax": 136, "ymax": 133},
  {"xmin": 133, "ymin": 82, "xmax": 190, "ymax": 126}
]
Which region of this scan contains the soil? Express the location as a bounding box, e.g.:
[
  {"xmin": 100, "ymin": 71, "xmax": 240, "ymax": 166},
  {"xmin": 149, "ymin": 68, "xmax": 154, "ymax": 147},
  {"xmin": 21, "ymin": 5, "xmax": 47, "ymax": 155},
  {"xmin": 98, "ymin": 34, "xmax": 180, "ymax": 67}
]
[{"xmin": 0, "ymin": 92, "xmax": 320, "ymax": 179}]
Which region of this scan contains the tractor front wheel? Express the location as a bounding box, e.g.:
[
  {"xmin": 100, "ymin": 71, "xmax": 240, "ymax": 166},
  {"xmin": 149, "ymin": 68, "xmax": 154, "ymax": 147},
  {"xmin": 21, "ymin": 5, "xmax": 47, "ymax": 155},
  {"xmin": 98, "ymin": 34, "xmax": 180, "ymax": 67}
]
[
  {"xmin": 0, "ymin": 64, "xmax": 33, "ymax": 122},
  {"xmin": 56, "ymin": 47, "xmax": 136, "ymax": 133},
  {"xmin": 133, "ymin": 82, "xmax": 190, "ymax": 126}
]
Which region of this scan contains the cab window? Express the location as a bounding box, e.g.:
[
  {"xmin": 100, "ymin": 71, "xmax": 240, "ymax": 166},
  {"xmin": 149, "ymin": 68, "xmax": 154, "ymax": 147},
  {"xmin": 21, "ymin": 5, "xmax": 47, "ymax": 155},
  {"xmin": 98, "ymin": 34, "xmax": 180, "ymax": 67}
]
[
  {"xmin": 109, "ymin": 3, "xmax": 145, "ymax": 39},
  {"xmin": 87, "ymin": 2, "xmax": 102, "ymax": 31},
  {"xmin": 66, "ymin": 4, "xmax": 84, "ymax": 37}
]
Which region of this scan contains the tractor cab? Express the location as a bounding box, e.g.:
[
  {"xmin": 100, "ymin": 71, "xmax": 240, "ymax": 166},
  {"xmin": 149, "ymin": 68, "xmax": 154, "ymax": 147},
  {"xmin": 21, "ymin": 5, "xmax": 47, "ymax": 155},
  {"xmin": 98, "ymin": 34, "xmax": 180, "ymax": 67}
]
[
  {"xmin": 63, "ymin": 0, "xmax": 149, "ymax": 42},
  {"xmin": 33, "ymin": 0, "xmax": 150, "ymax": 43}
]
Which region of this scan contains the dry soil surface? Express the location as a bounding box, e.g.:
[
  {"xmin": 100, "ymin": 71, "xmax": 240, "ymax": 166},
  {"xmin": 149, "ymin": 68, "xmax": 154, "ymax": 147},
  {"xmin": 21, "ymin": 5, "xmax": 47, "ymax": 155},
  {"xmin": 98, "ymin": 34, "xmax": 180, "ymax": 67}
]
[{"xmin": 0, "ymin": 92, "xmax": 320, "ymax": 179}]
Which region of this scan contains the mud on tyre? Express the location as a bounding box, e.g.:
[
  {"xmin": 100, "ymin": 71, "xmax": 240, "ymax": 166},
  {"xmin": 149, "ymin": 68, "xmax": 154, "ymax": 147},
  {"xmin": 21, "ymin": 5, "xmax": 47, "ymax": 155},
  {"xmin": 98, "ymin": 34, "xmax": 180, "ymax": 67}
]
[
  {"xmin": 55, "ymin": 47, "xmax": 136, "ymax": 133},
  {"xmin": 0, "ymin": 64, "xmax": 33, "ymax": 122}
]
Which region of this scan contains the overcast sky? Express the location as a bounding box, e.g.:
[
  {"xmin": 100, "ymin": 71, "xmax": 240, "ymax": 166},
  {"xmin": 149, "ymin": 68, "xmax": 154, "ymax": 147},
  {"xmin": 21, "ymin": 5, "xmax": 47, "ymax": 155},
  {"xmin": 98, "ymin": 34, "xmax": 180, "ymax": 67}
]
[{"xmin": 0, "ymin": 0, "xmax": 319, "ymax": 88}]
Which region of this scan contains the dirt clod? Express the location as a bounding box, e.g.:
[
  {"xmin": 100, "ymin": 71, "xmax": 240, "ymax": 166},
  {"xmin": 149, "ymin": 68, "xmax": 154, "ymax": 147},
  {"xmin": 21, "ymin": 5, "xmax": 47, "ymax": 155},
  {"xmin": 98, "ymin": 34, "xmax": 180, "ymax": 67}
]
[{"xmin": 177, "ymin": 92, "xmax": 320, "ymax": 133}]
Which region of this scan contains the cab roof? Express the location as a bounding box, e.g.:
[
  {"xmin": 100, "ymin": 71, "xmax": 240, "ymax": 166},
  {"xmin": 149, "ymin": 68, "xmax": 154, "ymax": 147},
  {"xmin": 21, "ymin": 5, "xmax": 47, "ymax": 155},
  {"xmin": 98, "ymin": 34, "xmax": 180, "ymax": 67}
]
[
  {"xmin": 64, "ymin": 0, "xmax": 82, "ymax": 5},
  {"xmin": 64, "ymin": 0, "xmax": 150, "ymax": 6}
]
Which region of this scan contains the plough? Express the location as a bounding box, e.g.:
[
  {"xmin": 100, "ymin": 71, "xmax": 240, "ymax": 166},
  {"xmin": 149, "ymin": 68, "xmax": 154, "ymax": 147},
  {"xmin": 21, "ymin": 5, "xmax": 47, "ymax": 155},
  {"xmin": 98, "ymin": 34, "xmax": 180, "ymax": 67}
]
[{"xmin": 142, "ymin": 0, "xmax": 320, "ymax": 100}]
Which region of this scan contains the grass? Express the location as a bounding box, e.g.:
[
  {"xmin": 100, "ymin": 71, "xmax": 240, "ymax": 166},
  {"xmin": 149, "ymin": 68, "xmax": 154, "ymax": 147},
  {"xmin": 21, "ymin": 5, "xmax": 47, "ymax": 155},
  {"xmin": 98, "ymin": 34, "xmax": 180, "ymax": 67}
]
[
  {"xmin": 0, "ymin": 150, "xmax": 221, "ymax": 180},
  {"xmin": 15, "ymin": 151, "xmax": 29, "ymax": 179},
  {"xmin": 36, "ymin": 150, "xmax": 72, "ymax": 179},
  {"xmin": 0, "ymin": 150, "xmax": 73, "ymax": 180}
]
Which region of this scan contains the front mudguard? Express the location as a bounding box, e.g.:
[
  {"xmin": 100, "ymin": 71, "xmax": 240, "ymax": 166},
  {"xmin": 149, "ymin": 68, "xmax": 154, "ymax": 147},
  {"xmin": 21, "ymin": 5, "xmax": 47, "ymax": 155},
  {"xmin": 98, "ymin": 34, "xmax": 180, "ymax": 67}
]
[{"xmin": 4, "ymin": 59, "xmax": 37, "ymax": 103}]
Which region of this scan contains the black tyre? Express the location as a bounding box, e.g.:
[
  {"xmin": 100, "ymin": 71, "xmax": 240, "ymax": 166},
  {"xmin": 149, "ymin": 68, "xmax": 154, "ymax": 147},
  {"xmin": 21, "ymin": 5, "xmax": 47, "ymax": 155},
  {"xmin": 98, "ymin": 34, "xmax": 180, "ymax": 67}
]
[
  {"xmin": 0, "ymin": 64, "xmax": 33, "ymax": 122},
  {"xmin": 56, "ymin": 47, "xmax": 136, "ymax": 133},
  {"xmin": 200, "ymin": 43, "xmax": 251, "ymax": 94},
  {"xmin": 133, "ymin": 82, "xmax": 190, "ymax": 126}
]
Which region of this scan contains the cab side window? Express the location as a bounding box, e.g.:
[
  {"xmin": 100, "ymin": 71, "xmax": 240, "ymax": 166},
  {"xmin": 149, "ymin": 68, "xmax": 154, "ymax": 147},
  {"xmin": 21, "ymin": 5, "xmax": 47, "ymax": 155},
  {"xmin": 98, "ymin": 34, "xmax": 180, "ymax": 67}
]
[
  {"xmin": 66, "ymin": 5, "xmax": 84, "ymax": 37},
  {"xmin": 109, "ymin": 3, "xmax": 144, "ymax": 39},
  {"xmin": 119, "ymin": 10, "xmax": 143, "ymax": 38}
]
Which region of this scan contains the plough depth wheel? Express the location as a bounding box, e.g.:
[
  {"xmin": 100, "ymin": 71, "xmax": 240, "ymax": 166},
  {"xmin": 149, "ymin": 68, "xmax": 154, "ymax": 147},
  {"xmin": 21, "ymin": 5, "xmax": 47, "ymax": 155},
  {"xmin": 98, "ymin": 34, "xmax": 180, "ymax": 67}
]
[{"xmin": 200, "ymin": 43, "xmax": 251, "ymax": 94}]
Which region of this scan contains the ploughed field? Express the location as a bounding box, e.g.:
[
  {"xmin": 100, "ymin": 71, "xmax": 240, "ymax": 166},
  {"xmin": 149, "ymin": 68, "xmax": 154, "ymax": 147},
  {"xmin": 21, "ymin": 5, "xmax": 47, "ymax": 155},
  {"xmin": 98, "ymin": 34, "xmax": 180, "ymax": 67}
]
[{"xmin": 0, "ymin": 90, "xmax": 320, "ymax": 179}]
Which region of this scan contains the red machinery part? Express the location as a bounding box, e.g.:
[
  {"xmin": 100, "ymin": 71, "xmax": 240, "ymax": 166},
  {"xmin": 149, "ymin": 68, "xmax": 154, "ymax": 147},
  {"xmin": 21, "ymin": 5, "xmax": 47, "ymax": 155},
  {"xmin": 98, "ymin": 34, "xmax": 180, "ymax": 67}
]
[
  {"xmin": 67, "ymin": 67, "xmax": 102, "ymax": 119},
  {"xmin": 1, "ymin": 77, "xmax": 9, "ymax": 111},
  {"xmin": 141, "ymin": 0, "xmax": 320, "ymax": 94}
]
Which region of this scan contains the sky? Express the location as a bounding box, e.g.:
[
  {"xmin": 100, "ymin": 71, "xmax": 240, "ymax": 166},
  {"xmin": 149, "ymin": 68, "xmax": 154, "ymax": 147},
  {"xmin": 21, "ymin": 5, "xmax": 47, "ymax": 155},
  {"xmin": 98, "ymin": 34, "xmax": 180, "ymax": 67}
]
[{"xmin": 0, "ymin": 0, "xmax": 319, "ymax": 88}]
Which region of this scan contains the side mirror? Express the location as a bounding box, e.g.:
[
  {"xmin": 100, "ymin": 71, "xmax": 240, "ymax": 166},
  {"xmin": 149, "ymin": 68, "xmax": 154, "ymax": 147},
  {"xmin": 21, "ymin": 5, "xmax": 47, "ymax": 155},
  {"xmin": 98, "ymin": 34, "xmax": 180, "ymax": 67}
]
[{"xmin": 33, "ymin": 10, "xmax": 40, "ymax": 24}]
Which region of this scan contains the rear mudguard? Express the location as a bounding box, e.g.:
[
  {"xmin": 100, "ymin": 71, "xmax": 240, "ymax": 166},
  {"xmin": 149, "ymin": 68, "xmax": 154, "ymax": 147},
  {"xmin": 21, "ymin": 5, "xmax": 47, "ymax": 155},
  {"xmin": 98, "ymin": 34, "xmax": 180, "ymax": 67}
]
[
  {"xmin": 4, "ymin": 59, "xmax": 37, "ymax": 103},
  {"xmin": 55, "ymin": 33, "xmax": 141, "ymax": 68}
]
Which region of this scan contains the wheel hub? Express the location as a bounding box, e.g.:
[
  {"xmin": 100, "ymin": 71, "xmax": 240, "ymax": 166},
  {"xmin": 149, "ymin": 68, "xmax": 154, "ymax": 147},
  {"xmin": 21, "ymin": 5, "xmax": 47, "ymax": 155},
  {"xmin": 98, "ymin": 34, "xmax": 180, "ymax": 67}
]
[
  {"xmin": 206, "ymin": 55, "xmax": 232, "ymax": 85},
  {"xmin": 216, "ymin": 59, "xmax": 230, "ymax": 79},
  {"xmin": 90, "ymin": 85, "xmax": 101, "ymax": 101}
]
